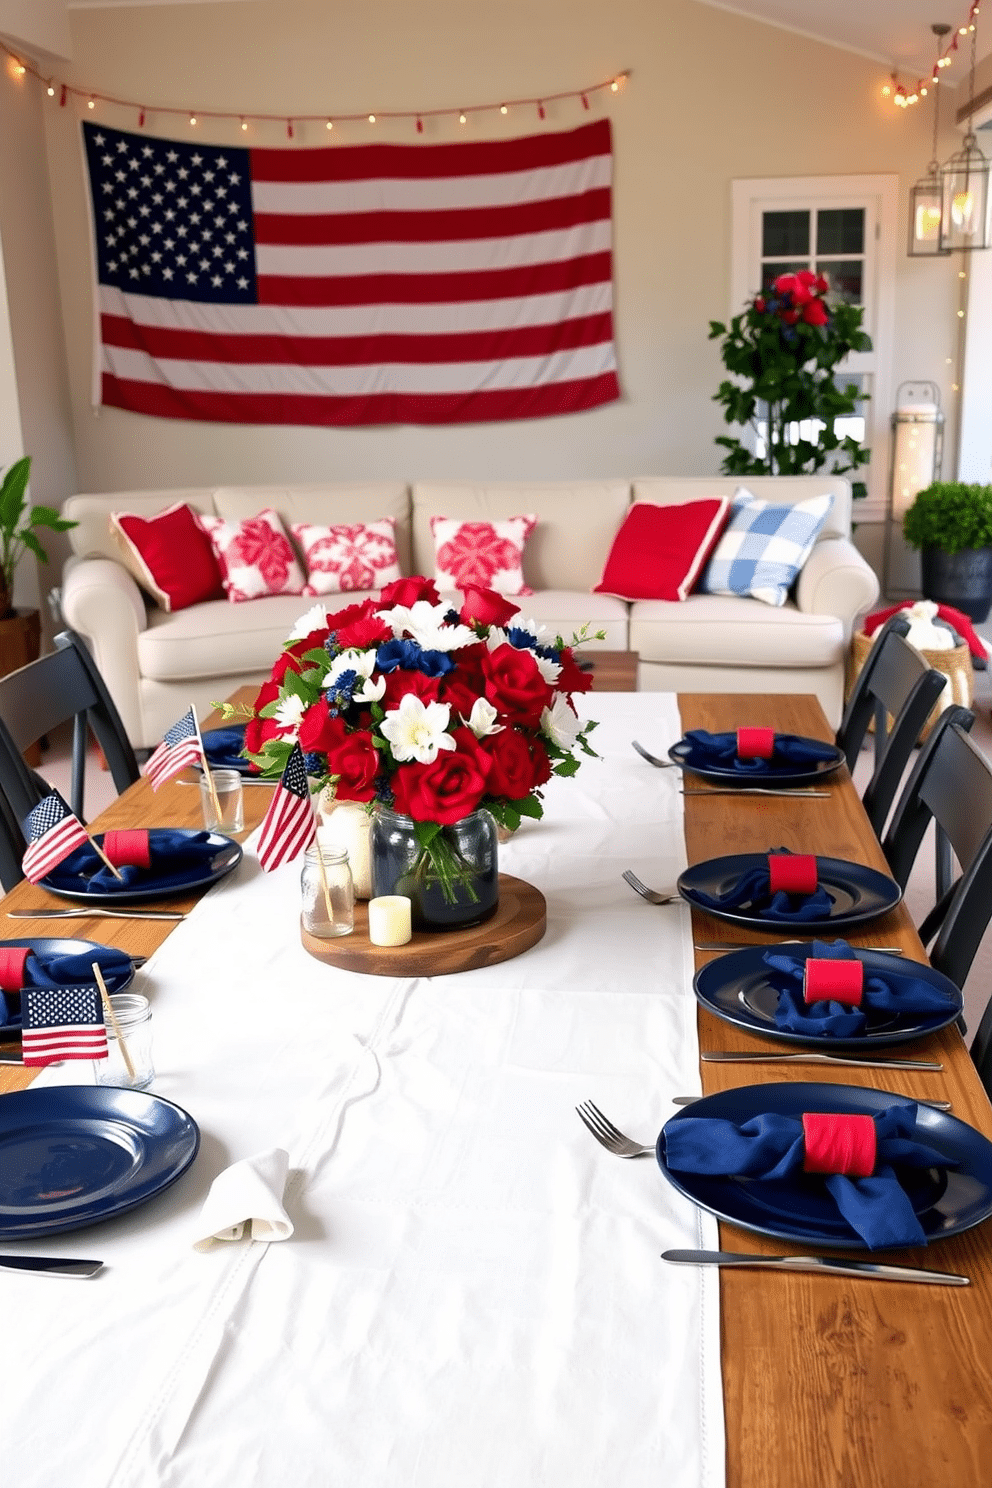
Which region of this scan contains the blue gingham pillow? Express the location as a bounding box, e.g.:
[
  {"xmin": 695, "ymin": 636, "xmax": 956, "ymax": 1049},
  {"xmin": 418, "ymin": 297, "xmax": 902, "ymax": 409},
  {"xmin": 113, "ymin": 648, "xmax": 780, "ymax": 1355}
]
[{"xmin": 699, "ymin": 489, "xmax": 834, "ymax": 607}]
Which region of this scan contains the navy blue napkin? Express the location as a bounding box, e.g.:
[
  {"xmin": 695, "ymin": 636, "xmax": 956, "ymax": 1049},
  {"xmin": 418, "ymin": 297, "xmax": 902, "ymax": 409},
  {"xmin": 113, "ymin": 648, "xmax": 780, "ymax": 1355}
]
[
  {"xmin": 764, "ymin": 939, "xmax": 960, "ymax": 1037},
  {"xmin": 0, "ymin": 946, "xmax": 134, "ymax": 1030},
  {"xmin": 663, "ymin": 1103, "xmax": 950, "ymax": 1248},
  {"xmin": 690, "ymin": 850, "xmax": 833, "ymax": 922},
  {"xmin": 681, "ymin": 729, "xmax": 837, "ymax": 774},
  {"xmin": 45, "ymin": 830, "xmax": 221, "ymax": 893},
  {"xmin": 201, "ymin": 725, "xmax": 251, "ymax": 771}
]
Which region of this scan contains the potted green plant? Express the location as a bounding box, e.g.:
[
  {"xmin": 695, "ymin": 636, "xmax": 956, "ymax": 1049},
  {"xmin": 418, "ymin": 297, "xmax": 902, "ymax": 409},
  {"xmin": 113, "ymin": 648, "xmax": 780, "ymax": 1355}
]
[
  {"xmin": 709, "ymin": 271, "xmax": 873, "ymax": 495},
  {"xmin": 0, "ymin": 458, "xmax": 78, "ymax": 739},
  {"xmin": 902, "ymin": 480, "xmax": 992, "ymax": 622}
]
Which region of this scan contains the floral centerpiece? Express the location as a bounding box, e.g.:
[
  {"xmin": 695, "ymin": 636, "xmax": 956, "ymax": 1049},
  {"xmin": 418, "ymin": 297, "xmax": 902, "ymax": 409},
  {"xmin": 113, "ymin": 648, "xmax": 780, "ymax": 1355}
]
[
  {"xmin": 228, "ymin": 575, "xmax": 599, "ymax": 928},
  {"xmin": 709, "ymin": 269, "xmax": 872, "ymax": 494}
]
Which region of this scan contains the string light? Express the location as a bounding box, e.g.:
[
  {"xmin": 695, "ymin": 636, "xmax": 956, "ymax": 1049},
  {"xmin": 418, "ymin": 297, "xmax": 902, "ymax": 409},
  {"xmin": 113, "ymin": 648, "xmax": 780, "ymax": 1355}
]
[
  {"xmin": 0, "ymin": 40, "xmax": 630, "ymax": 141},
  {"xmin": 885, "ymin": 1, "xmax": 980, "ymax": 106}
]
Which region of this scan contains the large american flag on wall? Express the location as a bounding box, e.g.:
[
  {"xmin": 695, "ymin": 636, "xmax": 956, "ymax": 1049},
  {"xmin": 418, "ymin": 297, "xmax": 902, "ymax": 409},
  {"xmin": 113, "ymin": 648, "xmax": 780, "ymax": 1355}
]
[{"xmin": 81, "ymin": 118, "xmax": 619, "ymax": 426}]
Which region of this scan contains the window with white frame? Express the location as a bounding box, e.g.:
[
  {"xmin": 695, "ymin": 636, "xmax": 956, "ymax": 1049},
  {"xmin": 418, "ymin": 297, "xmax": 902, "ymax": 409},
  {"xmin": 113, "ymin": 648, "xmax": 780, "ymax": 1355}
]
[{"xmin": 730, "ymin": 176, "xmax": 898, "ymax": 518}]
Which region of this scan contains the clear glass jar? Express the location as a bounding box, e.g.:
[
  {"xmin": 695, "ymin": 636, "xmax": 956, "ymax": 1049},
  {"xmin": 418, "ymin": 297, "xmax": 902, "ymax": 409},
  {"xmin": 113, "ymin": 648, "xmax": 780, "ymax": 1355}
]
[
  {"xmin": 96, "ymin": 992, "xmax": 155, "ymax": 1090},
  {"xmin": 370, "ymin": 806, "xmax": 499, "ymax": 932},
  {"xmin": 301, "ymin": 842, "xmax": 355, "ymax": 937}
]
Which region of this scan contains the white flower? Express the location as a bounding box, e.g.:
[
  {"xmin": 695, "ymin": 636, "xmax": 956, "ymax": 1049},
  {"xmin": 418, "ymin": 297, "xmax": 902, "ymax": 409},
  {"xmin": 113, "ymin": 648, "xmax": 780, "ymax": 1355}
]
[
  {"xmin": 274, "ymin": 694, "xmax": 308, "ymax": 734},
  {"xmin": 486, "ymin": 626, "xmax": 509, "ymax": 651},
  {"xmin": 325, "ymin": 647, "xmax": 377, "ymax": 688},
  {"xmin": 463, "ymin": 697, "xmax": 504, "ymax": 739},
  {"xmin": 541, "ymin": 694, "xmax": 581, "ymax": 750},
  {"xmin": 534, "ymin": 654, "xmax": 562, "ymax": 685},
  {"xmin": 354, "ymin": 674, "xmax": 386, "ymax": 704},
  {"xmin": 380, "ymin": 600, "xmax": 475, "ymax": 652},
  {"xmin": 287, "ymin": 603, "xmax": 330, "ymax": 641},
  {"xmin": 381, "ymin": 694, "xmax": 457, "ymax": 764}
]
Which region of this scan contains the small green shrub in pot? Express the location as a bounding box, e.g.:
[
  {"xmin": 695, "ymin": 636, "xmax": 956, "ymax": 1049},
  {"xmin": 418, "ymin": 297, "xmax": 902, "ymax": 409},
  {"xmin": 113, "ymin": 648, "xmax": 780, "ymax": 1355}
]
[
  {"xmin": 0, "ymin": 456, "xmax": 77, "ymax": 620},
  {"xmin": 903, "ymin": 481, "xmax": 992, "ymax": 622}
]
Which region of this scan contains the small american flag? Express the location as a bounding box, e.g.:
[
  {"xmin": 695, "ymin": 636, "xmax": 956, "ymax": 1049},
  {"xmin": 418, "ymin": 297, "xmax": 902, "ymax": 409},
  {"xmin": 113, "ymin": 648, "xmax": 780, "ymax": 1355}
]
[
  {"xmin": 21, "ymin": 792, "xmax": 90, "ymax": 884},
  {"xmin": 21, "ymin": 985, "xmax": 109, "ymax": 1065},
  {"xmin": 257, "ymin": 744, "xmax": 315, "ymax": 871},
  {"xmin": 145, "ymin": 707, "xmax": 202, "ymax": 789}
]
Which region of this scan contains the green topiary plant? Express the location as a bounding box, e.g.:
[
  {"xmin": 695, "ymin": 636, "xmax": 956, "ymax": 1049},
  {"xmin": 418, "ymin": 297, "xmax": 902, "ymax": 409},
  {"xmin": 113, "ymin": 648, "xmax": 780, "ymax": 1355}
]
[
  {"xmin": 902, "ymin": 481, "xmax": 992, "ymax": 554},
  {"xmin": 709, "ymin": 270, "xmax": 873, "ymax": 496},
  {"xmin": 0, "ymin": 456, "xmax": 77, "ymax": 621}
]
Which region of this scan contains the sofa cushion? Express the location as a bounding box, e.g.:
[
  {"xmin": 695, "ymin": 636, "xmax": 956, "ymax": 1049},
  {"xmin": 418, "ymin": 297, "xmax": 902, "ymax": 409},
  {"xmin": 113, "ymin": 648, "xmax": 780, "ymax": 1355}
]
[
  {"xmin": 594, "ymin": 498, "xmax": 730, "ymax": 602},
  {"xmin": 430, "ymin": 514, "xmax": 536, "ymax": 595},
  {"xmin": 412, "ymin": 482, "xmax": 632, "ymax": 592},
  {"xmin": 199, "ymin": 509, "xmax": 308, "ymax": 603},
  {"xmin": 110, "ymin": 502, "xmax": 224, "ymax": 612},
  {"xmin": 699, "ymin": 491, "xmax": 834, "ymax": 607},
  {"xmin": 291, "ymin": 517, "xmax": 401, "ymax": 595},
  {"xmin": 630, "ymin": 593, "xmax": 844, "ymax": 670},
  {"xmin": 213, "ymin": 484, "xmax": 413, "ymax": 574},
  {"xmin": 631, "ymin": 476, "xmax": 851, "ymax": 542},
  {"xmin": 137, "ymin": 594, "xmax": 380, "ymax": 682}
]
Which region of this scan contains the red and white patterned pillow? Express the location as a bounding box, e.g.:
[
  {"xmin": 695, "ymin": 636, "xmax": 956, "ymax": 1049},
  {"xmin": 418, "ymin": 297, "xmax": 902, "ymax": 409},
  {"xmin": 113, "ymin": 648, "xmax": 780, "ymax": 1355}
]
[
  {"xmin": 198, "ymin": 508, "xmax": 308, "ymax": 603},
  {"xmin": 430, "ymin": 514, "xmax": 536, "ymax": 596},
  {"xmin": 290, "ymin": 517, "xmax": 402, "ymax": 596}
]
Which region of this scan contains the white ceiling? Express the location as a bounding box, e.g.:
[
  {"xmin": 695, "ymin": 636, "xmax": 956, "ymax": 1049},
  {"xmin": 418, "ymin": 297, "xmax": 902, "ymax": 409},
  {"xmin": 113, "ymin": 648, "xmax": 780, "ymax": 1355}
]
[{"xmin": 61, "ymin": 0, "xmax": 991, "ymax": 78}]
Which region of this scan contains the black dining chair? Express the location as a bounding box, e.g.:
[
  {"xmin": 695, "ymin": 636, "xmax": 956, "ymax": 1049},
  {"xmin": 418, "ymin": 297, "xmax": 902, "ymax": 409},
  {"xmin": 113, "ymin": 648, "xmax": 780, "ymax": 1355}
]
[
  {"xmin": 879, "ymin": 705, "xmax": 992, "ymax": 1090},
  {"xmin": 835, "ymin": 613, "xmax": 948, "ymax": 838},
  {"xmin": 0, "ymin": 628, "xmax": 140, "ymax": 830}
]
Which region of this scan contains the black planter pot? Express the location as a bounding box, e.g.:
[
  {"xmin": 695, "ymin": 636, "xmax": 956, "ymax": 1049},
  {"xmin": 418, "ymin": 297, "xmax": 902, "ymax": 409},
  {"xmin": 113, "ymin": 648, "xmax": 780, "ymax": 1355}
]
[{"xmin": 920, "ymin": 545, "xmax": 992, "ymax": 623}]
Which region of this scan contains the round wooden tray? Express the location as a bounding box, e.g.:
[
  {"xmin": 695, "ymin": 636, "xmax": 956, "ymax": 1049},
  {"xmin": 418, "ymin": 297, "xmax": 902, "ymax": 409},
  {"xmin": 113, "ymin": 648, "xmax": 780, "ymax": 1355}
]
[{"xmin": 300, "ymin": 873, "xmax": 546, "ymax": 976}]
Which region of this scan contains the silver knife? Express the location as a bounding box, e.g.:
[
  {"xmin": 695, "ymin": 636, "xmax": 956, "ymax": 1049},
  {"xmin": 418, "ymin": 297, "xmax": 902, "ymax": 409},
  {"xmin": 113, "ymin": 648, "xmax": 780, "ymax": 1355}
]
[
  {"xmin": 0, "ymin": 1255, "xmax": 103, "ymax": 1277},
  {"xmin": 661, "ymin": 1249, "xmax": 969, "ymax": 1286},
  {"xmin": 694, "ymin": 941, "xmax": 904, "ymax": 955},
  {"xmin": 7, "ymin": 909, "xmax": 186, "ymax": 921},
  {"xmin": 701, "ymin": 1050, "xmax": 942, "ymax": 1070},
  {"xmin": 680, "ymin": 789, "xmax": 830, "ymax": 798}
]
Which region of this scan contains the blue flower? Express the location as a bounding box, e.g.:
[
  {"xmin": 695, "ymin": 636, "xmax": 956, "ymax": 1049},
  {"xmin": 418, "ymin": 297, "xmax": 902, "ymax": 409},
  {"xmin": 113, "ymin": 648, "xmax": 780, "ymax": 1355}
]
[
  {"xmin": 416, "ymin": 649, "xmax": 455, "ymax": 677},
  {"xmin": 376, "ymin": 638, "xmax": 455, "ymax": 677},
  {"xmin": 506, "ymin": 626, "xmax": 538, "ymax": 650},
  {"xmin": 327, "ymin": 669, "xmax": 358, "ymax": 705},
  {"xmin": 303, "ymin": 752, "xmax": 325, "ymax": 776}
]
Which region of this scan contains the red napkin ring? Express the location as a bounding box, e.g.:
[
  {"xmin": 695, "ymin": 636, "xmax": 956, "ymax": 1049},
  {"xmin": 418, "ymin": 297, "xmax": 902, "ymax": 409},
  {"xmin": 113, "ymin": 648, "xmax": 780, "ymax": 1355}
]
[
  {"xmin": 0, "ymin": 945, "xmax": 31, "ymax": 990},
  {"xmin": 737, "ymin": 727, "xmax": 775, "ymax": 760},
  {"xmin": 803, "ymin": 958, "xmax": 864, "ymax": 1006},
  {"xmin": 768, "ymin": 853, "xmax": 818, "ymax": 896},
  {"xmin": 802, "ymin": 1112, "xmax": 877, "ymax": 1177},
  {"xmin": 103, "ymin": 829, "xmax": 151, "ymax": 869}
]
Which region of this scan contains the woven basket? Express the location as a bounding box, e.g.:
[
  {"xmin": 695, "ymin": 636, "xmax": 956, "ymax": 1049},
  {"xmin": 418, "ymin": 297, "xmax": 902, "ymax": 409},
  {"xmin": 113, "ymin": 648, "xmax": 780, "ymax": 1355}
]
[{"xmin": 848, "ymin": 629, "xmax": 974, "ymax": 742}]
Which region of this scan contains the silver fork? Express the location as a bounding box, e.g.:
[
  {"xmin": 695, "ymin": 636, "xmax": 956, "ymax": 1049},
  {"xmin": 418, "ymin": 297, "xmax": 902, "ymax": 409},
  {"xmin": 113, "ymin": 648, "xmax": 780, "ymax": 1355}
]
[
  {"xmin": 632, "ymin": 740, "xmax": 676, "ymax": 769},
  {"xmin": 622, "ymin": 870, "xmax": 681, "ymax": 906},
  {"xmin": 575, "ymin": 1100, "xmax": 655, "ymax": 1158}
]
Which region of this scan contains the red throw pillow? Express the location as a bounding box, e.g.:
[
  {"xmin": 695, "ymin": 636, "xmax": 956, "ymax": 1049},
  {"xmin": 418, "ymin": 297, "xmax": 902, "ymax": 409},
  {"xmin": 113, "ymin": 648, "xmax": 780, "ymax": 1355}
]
[
  {"xmin": 594, "ymin": 499, "xmax": 731, "ymax": 602},
  {"xmin": 110, "ymin": 502, "xmax": 224, "ymax": 612}
]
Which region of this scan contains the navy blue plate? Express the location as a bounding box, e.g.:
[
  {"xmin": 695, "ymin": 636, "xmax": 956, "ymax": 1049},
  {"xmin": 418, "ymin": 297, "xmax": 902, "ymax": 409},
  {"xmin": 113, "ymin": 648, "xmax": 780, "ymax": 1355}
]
[
  {"xmin": 694, "ymin": 945, "xmax": 963, "ymax": 1050},
  {"xmin": 669, "ymin": 736, "xmax": 845, "ymax": 788},
  {"xmin": 677, "ymin": 853, "xmax": 901, "ymax": 932},
  {"xmin": 0, "ymin": 937, "xmax": 137, "ymax": 1037},
  {"xmin": 41, "ymin": 830, "xmax": 242, "ymax": 904},
  {"xmin": 197, "ymin": 724, "xmax": 259, "ymax": 778},
  {"xmin": 657, "ymin": 1082, "xmax": 992, "ymax": 1249},
  {"xmin": 0, "ymin": 1085, "xmax": 199, "ymax": 1239}
]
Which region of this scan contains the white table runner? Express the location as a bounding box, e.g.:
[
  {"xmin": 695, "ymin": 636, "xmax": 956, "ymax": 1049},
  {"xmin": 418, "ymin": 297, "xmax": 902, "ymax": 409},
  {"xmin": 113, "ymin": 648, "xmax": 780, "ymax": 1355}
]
[{"xmin": 9, "ymin": 693, "xmax": 724, "ymax": 1488}]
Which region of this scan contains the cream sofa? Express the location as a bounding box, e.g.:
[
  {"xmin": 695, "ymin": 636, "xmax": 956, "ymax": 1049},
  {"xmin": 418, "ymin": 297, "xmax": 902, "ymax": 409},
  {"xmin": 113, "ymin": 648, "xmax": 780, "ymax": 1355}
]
[{"xmin": 60, "ymin": 474, "xmax": 878, "ymax": 749}]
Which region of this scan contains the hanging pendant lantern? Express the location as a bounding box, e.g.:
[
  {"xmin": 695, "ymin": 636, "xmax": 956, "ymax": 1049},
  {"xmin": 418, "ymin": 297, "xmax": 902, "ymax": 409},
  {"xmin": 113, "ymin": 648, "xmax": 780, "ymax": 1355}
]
[
  {"xmin": 939, "ymin": 132, "xmax": 992, "ymax": 250},
  {"xmin": 909, "ymin": 24, "xmax": 952, "ymax": 257}
]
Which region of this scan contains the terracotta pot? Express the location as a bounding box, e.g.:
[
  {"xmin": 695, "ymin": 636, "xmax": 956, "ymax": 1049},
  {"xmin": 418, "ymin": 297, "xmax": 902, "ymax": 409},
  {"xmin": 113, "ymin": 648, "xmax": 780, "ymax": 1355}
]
[{"xmin": 0, "ymin": 608, "xmax": 41, "ymax": 765}]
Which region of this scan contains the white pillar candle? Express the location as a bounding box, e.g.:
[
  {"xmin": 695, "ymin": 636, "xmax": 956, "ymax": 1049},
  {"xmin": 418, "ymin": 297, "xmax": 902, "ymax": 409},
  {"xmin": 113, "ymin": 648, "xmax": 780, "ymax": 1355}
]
[
  {"xmin": 316, "ymin": 801, "xmax": 372, "ymax": 899},
  {"xmin": 367, "ymin": 895, "xmax": 412, "ymax": 947}
]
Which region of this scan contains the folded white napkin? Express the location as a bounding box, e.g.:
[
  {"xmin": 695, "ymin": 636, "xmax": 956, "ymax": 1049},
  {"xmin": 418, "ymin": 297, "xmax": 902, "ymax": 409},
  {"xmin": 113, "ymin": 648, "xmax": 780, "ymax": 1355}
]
[{"xmin": 192, "ymin": 1148, "xmax": 294, "ymax": 1251}]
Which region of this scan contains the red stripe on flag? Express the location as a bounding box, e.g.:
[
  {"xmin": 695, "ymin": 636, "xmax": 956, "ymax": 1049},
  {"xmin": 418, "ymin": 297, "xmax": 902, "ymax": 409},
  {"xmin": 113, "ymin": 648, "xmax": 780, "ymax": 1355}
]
[
  {"xmin": 252, "ymin": 189, "xmax": 611, "ymax": 247},
  {"xmin": 250, "ymin": 119, "xmax": 611, "ymax": 183},
  {"xmin": 100, "ymin": 311, "xmax": 615, "ymax": 367},
  {"xmin": 101, "ymin": 372, "xmax": 621, "ymax": 426},
  {"xmin": 255, "ymin": 252, "xmax": 612, "ymax": 308}
]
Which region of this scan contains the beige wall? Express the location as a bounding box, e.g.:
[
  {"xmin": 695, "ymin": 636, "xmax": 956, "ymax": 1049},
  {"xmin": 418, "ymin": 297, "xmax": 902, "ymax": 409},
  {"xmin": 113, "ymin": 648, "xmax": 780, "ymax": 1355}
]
[{"xmin": 1, "ymin": 0, "xmax": 967, "ymax": 515}]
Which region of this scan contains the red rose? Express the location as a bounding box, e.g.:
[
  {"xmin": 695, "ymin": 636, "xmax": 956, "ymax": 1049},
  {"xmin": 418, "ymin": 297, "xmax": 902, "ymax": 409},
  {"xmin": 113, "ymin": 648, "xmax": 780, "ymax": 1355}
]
[
  {"xmin": 390, "ymin": 727, "xmax": 491, "ymax": 823},
  {"xmin": 773, "ymin": 273, "xmax": 797, "ymax": 294},
  {"xmin": 380, "ymin": 668, "xmax": 442, "ymax": 711},
  {"xmin": 459, "ymin": 585, "xmax": 520, "ymax": 629},
  {"xmin": 554, "ymin": 647, "xmax": 594, "ymax": 695},
  {"xmin": 297, "ymin": 697, "xmax": 335, "ymax": 754},
  {"xmin": 325, "ymin": 599, "xmax": 376, "ymax": 632},
  {"xmin": 815, "ymin": 274, "xmax": 829, "ymax": 293},
  {"xmin": 481, "ymin": 730, "xmax": 546, "ymax": 801},
  {"xmin": 319, "ymin": 716, "xmax": 380, "ymax": 801},
  {"xmin": 802, "ymin": 298, "xmax": 829, "ymax": 327},
  {"xmin": 379, "ymin": 575, "xmax": 441, "ymax": 608},
  {"xmin": 283, "ymin": 627, "xmax": 330, "ymax": 659},
  {"xmin": 336, "ymin": 614, "xmax": 392, "ymax": 650},
  {"xmin": 481, "ymin": 643, "xmax": 553, "ymax": 726},
  {"xmin": 791, "ymin": 284, "xmax": 813, "ymax": 306},
  {"xmin": 245, "ymin": 679, "xmax": 282, "ymax": 754},
  {"xmin": 438, "ymin": 672, "xmax": 483, "ymax": 723},
  {"xmin": 796, "ymin": 269, "xmax": 817, "ymax": 288},
  {"xmin": 754, "ymin": 295, "xmax": 766, "ymax": 312},
  {"xmin": 781, "ymin": 308, "xmax": 800, "ymax": 325}
]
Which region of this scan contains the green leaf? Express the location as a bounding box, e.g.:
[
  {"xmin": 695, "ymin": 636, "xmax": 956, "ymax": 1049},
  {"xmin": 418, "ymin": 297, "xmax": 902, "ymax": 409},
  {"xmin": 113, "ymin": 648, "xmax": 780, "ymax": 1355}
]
[
  {"xmin": 413, "ymin": 820, "xmax": 443, "ymax": 849},
  {"xmin": 514, "ymin": 795, "xmax": 544, "ymax": 819},
  {"xmin": 553, "ymin": 755, "xmax": 580, "ymax": 778},
  {"xmin": 0, "ymin": 456, "xmax": 30, "ymax": 532},
  {"xmin": 28, "ymin": 506, "xmax": 76, "ymax": 532}
]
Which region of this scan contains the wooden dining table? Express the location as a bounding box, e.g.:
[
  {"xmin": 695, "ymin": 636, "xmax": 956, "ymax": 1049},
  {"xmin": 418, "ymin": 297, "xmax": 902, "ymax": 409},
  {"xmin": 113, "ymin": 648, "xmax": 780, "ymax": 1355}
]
[{"xmin": 2, "ymin": 688, "xmax": 991, "ymax": 1487}]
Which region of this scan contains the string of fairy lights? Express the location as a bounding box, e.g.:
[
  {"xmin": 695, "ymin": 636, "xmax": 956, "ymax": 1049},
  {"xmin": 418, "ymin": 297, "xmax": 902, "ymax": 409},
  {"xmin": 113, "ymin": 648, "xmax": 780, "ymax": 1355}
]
[
  {"xmin": 882, "ymin": 0, "xmax": 981, "ymax": 106},
  {"xmin": 0, "ymin": 37, "xmax": 629, "ymax": 140}
]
